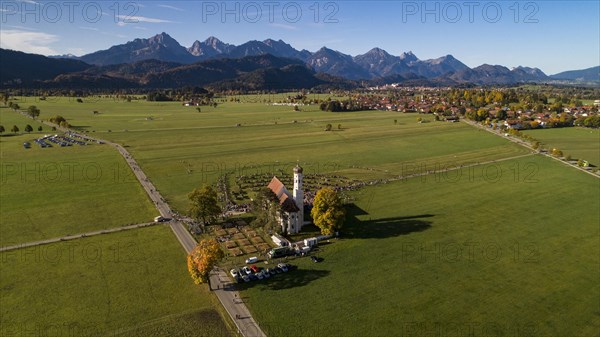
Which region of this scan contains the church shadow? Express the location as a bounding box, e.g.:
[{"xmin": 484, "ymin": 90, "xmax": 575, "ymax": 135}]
[
  {"xmin": 343, "ymin": 204, "xmax": 434, "ymax": 239},
  {"xmin": 236, "ymin": 268, "xmax": 330, "ymax": 291}
]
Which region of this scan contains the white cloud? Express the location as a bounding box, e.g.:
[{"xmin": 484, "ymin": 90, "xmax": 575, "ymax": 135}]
[
  {"xmin": 78, "ymin": 26, "xmax": 100, "ymax": 31},
  {"xmin": 269, "ymin": 23, "xmax": 299, "ymax": 31},
  {"xmin": 116, "ymin": 15, "xmax": 174, "ymax": 24},
  {"xmin": 3, "ymin": 25, "xmax": 37, "ymax": 31},
  {"xmin": 158, "ymin": 4, "xmax": 183, "ymax": 11},
  {"xmin": 0, "ymin": 29, "xmax": 58, "ymax": 55}
]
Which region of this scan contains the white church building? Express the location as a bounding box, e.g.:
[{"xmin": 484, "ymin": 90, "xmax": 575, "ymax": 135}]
[{"xmin": 267, "ymin": 165, "xmax": 304, "ymax": 234}]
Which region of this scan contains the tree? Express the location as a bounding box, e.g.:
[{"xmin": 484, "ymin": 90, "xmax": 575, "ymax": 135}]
[
  {"xmin": 338, "ymin": 124, "xmax": 342, "ymax": 130},
  {"xmin": 12, "ymin": 103, "xmax": 20, "ymax": 111},
  {"xmin": 49, "ymin": 115, "xmax": 67, "ymax": 125},
  {"xmin": 37, "ymin": 126, "xmax": 43, "ymax": 131},
  {"xmin": 188, "ymin": 185, "xmax": 221, "ymax": 226},
  {"xmin": 27, "ymin": 106, "xmax": 40, "ymax": 119},
  {"xmin": 24, "ymin": 124, "xmax": 33, "ymax": 133},
  {"xmin": 11, "ymin": 125, "xmax": 19, "ymax": 134},
  {"xmin": 187, "ymin": 239, "xmax": 224, "ymax": 284},
  {"xmin": 0, "ymin": 125, "xmax": 4, "ymax": 134},
  {"xmin": 325, "ymin": 123, "xmax": 332, "ymax": 131},
  {"xmin": 551, "ymin": 148, "xmax": 563, "ymax": 157},
  {"xmin": 311, "ymin": 188, "xmax": 345, "ymax": 236},
  {"xmin": 251, "ymin": 187, "xmax": 279, "ymax": 234}
]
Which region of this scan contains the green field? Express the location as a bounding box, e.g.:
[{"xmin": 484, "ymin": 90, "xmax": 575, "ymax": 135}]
[
  {"xmin": 12, "ymin": 97, "xmax": 530, "ymax": 212},
  {"xmin": 524, "ymin": 127, "xmax": 600, "ymax": 166},
  {"xmin": 241, "ymin": 155, "xmax": 600, "ymax": 337},
  {"xmin": 1, "ymin": 108, "xmax": 157, "ymax": 245},
  {"xmin": 0, "ymin": 225, "xmax": 233, "ymax": 337},
  {"xmin": 2, "ymin": 96, "xmax": 599, "ymax": 337}
]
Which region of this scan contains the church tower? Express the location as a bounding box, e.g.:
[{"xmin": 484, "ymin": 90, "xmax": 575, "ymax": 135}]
[{"xmin": 293, "ymin": 164, "xmax": 304, "ymax": 232}]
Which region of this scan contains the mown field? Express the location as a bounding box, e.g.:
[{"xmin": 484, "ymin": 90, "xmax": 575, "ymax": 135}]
[
  {"xmin": 0, "ymin": 107, "xmax": 156, "ymax": 246},
  {"xmin": 242, "ymin": 155, "xmax": 600, "ymax": 337},
  {"xmin": 0, "ymin": 225, "xmax": 234, "ymax": 337},
  {"xmin": 11, "ymin": 97, "xmax": 530, "ymax": 212},
  {"xmin": 3, "ymin": 96, "xmax": 599, "ymax": 337},
  {"xmin": 524, "ymin": 127, "xmax": 600, "ymax": 167}
]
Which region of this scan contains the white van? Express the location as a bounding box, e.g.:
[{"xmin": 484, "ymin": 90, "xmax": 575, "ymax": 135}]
[{"xmin": 245, "ymin": 256, "xmax": 258, "ymax": 264}]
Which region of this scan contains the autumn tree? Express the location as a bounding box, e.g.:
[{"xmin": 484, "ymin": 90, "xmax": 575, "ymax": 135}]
[
  {"xmin": 188, "ymin": 185, "xmax": 221, "ymax": 226},
  {"xmin": 187, "ymin": 239, "xmax": 224, "ymax": 284},
  {"xmin": 311, "ymin": 187, "xmax": 345, "ymax": 236}
]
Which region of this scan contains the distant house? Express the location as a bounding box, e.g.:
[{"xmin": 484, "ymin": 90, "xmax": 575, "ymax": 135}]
[{"xmin": 504, "ymin": 120, "xmax": 523, "ymax": 130}]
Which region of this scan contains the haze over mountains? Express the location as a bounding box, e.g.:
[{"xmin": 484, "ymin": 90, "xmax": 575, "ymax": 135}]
[{"xmin": 2, "ymin": 32, "xmax": 597, "ymax": 89}]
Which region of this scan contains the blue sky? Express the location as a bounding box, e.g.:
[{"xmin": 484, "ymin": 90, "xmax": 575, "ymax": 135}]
[{"xmin": 1, "ymin": 0, "xmax": 598, "ymax": 74}]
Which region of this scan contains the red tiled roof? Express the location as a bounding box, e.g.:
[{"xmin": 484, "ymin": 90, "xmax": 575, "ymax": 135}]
[{"xmin": 268, "ymin": 177, "xmax": 300, "ymax": 213}]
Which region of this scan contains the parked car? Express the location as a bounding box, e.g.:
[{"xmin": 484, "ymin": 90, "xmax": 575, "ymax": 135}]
[
  {"xmin": 255, "ymin": 272, "xmax": 264, "ymax": 280},
  {"xmin": 261, "ymin": 270, "xmax": 270, "ymax": 279},
  {"xmin": 245, "ymin": 256, "xmax": 258, "ymax": 264},
  {"xmin": 241, "ymin": 275, "xmax": 250, "ymax": 282},
  {"xmin": 250, "ymin": 264, "xmax": 260, "ymax": 273},
  {"xmin": 230, "ymin": 269, "xmax": 239, "ymax": 278},
  {"xmin": 242, "ymin": 266, "xmax": 252, "ymax": 275},
  {"xmin": 277, "ymin": 263, "xmax": 288, "ymax": 272},
  {"xmin": 267, "ymin": 268, "xmax": 277, "ymax": 276}
]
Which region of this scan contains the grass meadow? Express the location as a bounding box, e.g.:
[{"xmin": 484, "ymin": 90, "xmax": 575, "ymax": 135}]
[
  {"xmin": 11, "ymin": 96, "xmax": 530, "ymax": 212},
  {"xmin": 524, "ymin": 127, "xmax": 600, "ymax": 166},
  {"xmin": 241, "ymin": 155, "xmax": 600, "ymax": 337},
  {"xmin": 0, "ymin": 225, "xmax": 234, "ymax": 337},
  {"xmin": 2, "ymin": 96, "xmax": 598, "ymax": 337},
  {"xmin": 1, "ymin": 107, "xmax": 156, "ymax": 245}
]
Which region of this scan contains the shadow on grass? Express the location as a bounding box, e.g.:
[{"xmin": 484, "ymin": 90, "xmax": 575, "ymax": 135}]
[
  {"xmin": 344, "ymin": 203, "xmax": 434, "ymax": 239},
  {"xmin": 236, "ymin": 268, "xmax": 329, "ymax": 291}
]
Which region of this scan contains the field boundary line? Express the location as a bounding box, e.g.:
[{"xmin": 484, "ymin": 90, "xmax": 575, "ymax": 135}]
[
  {"xmin": 0, "ymin": 222, "xmax": 159, "ymax": 252},
  {"xmin": 462, "ymin": 119, "xmax": 600, "ymax": 179}
]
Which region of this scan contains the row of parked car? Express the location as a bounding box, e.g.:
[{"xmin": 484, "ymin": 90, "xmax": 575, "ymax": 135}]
[{"xmin": 230, "ymin": 263, "xmax": 291, "ymax": 283}]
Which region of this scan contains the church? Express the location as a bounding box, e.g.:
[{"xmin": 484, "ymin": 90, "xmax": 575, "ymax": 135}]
[{"xmin": 267, "ymin": 165, "xmax": 304, "ymax": 234}]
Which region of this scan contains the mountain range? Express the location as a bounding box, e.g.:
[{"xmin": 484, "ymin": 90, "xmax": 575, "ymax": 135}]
[{"xmin": 2, "ymin": 32, "xmax": 597, "ymax": 89}]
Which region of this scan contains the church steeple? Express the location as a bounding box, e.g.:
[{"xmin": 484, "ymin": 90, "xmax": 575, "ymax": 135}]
[{"xmin": 293, "ymin": 164, "xmax": 304, "ymax": 232}]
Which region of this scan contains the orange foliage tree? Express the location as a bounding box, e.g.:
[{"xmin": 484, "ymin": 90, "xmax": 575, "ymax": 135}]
[{"xmin": 187, "ymin": 239, "xmax": 224, "ymax": 284}]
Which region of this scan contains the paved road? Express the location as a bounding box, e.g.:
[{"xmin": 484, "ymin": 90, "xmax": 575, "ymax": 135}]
[
  {"xmin": 209, "ymin": 269, "xmax": 267, "ymax": 337},
  {"xmin": 42, "ymin": 121, "xmax": 266, "ymax": 337},
  {"xmin": 463, "ymin": 119, "xmax": 600, "ymax": 179}
]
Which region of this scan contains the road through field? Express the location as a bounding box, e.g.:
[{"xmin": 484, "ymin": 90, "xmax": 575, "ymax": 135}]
[{"xmin": 10, "ymin": 109, "xmax": 267, "ymax": 337}]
